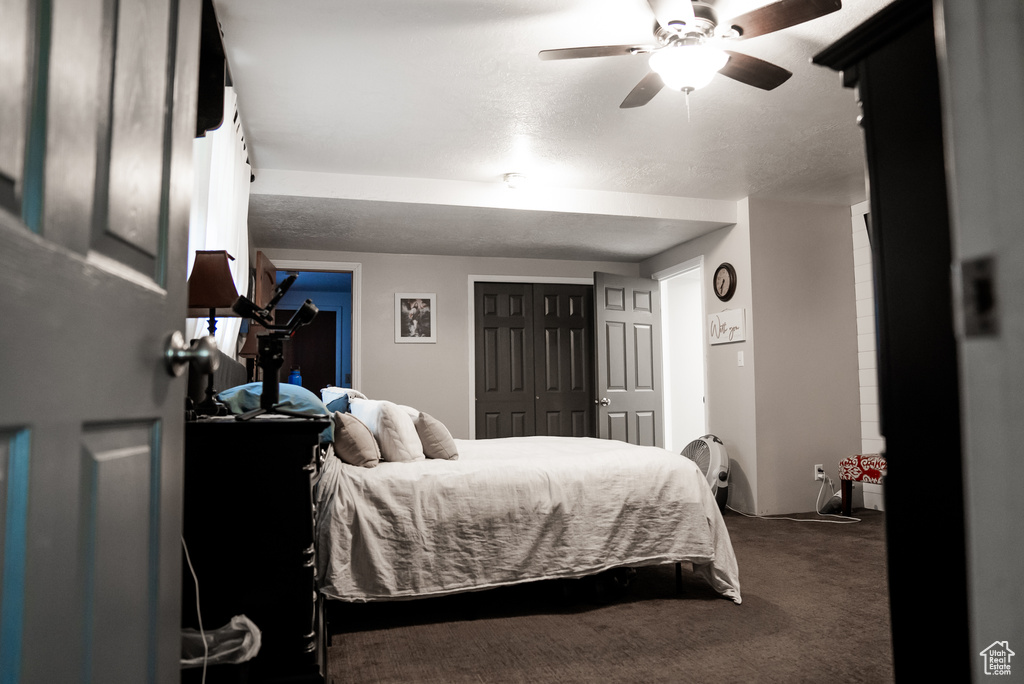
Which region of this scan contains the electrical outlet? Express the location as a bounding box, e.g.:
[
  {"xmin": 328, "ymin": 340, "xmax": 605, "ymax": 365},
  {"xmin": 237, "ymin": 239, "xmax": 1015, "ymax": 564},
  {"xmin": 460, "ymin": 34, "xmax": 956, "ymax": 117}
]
[{"xmin": 814, "ymin": 464, "xmax": 825, "ymax": 481}]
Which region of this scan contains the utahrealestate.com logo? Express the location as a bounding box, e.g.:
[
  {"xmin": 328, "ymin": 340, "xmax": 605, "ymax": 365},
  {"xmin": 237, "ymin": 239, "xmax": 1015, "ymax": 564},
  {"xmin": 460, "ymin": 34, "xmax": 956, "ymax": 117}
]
[{"xmin": 980, "ymin": 641, "xmax": 1015, "ymax": 676}]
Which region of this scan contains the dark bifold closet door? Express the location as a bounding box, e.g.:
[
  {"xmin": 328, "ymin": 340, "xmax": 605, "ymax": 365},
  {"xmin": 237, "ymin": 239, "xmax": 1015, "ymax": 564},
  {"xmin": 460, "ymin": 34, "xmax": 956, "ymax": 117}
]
[
  {"xmin": 474, "ymin": 282, "xmax": 595, "ymax": 439},
  {"xmin": 0, "ymin": 1, "xmax": 201, "ymax": 681}
]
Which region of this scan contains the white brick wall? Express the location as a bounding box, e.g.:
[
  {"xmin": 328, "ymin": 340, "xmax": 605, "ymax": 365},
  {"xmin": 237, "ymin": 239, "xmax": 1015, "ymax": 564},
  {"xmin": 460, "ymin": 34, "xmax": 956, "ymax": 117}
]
[
  {"xmin": 852, "ymin": 205, "xmax": 886, "ymax": 455},
  {"xmin": 853, "ymin": 203, "xmax": 885, "ymax": 510}
]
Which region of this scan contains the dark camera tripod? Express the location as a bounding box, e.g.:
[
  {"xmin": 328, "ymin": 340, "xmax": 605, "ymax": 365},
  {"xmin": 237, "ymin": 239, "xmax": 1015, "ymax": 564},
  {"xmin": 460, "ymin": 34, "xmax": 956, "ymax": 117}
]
[{"xmin": 232, "ymin": 274, "xmax": 320, "ymax": 420}]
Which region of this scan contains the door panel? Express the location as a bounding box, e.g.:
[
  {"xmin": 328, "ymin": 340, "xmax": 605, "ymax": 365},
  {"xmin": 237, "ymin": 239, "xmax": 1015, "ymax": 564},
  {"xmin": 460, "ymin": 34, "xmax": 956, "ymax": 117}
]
[
  {"xmin": 0, "ymin": 1, "xmax": 200, "ymax": 681},
  {"xmin": 634, "ymin": 323, "xmax": 655, "ymax": 390},
  {"xmin": 474, "ymin": 283, "xmax": 535, "ymax": 438},
  {"xmin": 533, "ymin": 283, "xmax": 594, "ymax": 437},
  {"xmin": 82, "ymin": 422, "xmax": 160, "ymax": 683},
  {"xmin": 594, "ymin": 272, "xmax": 664, "ymax": 447},
  {"xmin": 607, "ymin": 412, "xmax": 628, "ymax": 443}
]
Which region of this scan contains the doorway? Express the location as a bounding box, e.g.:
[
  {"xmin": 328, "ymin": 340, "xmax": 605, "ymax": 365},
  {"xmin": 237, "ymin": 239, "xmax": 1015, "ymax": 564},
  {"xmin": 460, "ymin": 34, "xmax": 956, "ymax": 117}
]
[
  {"xmin": 274, "ymin": 270, "xmax": 353, "ymax": 390},
  {"xmin": 657, "ymin": 260, "xmax": 706, "ymax": 453}
]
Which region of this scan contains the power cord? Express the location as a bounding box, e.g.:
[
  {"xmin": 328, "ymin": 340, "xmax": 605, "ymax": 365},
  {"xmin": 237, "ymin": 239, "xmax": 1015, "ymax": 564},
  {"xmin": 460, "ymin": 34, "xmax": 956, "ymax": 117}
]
[
  {"xmin": 182, "ymin": 536, "xmax": 207, "ymax": 684},
  {"xmin": 812, "ymin": 471, "xmax": 861, "ymax": 523},
  {"xmin": 727, "ymin": 505, "xmax": 860, "ymax": 524},
  {"xmin": 726, "ymin": 468, "xmax": 861, "ymax": 524}
]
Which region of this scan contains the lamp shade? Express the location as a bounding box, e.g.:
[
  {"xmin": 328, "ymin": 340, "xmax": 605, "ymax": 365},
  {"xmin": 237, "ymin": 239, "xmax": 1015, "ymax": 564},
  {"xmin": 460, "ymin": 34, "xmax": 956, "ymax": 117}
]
[{"xmin": 188, "ymin": 250, "xmax": 241, "ymax": 317}]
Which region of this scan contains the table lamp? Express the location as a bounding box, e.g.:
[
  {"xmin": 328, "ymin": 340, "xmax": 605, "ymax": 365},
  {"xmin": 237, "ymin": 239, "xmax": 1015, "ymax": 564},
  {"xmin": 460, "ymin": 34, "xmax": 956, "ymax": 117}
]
[{"xmin": 187, "ymin": 250, "xmax": 240, "ymax": 414}]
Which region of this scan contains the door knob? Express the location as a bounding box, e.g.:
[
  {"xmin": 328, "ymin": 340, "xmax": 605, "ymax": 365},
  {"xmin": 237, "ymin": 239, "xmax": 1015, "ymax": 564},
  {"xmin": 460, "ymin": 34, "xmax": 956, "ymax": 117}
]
[
  {"xmin": 164, "ymin": 331, "xmax": 219, "ymax": 378},
  {"xmin": 595, "ymin": 397, "xmax": 611, "ymax": 406}
]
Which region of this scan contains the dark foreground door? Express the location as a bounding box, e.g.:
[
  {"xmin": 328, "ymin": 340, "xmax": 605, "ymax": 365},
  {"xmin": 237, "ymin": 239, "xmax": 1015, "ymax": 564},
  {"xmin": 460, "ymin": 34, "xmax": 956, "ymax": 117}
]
[{"xmin": 0, "ymin": 1, "xmax": 201, "ymax": 681}]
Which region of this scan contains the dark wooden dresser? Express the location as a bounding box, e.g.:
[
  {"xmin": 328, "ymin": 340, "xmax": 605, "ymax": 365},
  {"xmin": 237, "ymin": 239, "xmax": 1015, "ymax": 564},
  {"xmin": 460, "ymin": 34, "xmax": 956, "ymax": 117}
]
[{"xmin": 181, "ymin": 414, "xmax": 331, "ymax": 683}]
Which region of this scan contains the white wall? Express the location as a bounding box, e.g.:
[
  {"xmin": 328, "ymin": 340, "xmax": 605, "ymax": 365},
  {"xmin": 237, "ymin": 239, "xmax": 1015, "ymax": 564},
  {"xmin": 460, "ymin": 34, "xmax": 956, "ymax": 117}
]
[
  {"xmin": 642, "ymin": 199, "xmax": 759, "ymax": 513},
  {"xmin": 850, "ymin": 201, "xmax": 885, "ymax": 456},
  {"xmin": 936, "ymin": 0, "xmax": 1024, "ymax": 671},
  {"xmin": 642, "ymin": 197, "xmax": 862, "ymax": 515},
  {"xmin": 747, "ymin": 198, "xmax": 861, "ymax": 515},
  {"xmin": 262, "ymin": 248, "xmax": 638, "ymax": 438},
  {"xmin": 850, "ymin": 200, "xmax": 885, "ymax": 510}
]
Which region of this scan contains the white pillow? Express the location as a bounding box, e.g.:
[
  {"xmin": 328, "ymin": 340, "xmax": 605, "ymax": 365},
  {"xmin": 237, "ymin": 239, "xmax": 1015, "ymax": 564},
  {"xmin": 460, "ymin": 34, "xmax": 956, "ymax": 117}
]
[
  {"xmin": 321, "ymin": 386, "xmax": 368, "ymax": 404},
  {"xmin": 349, "ymin": 398, "xmax": 425, "ymax": 462}
]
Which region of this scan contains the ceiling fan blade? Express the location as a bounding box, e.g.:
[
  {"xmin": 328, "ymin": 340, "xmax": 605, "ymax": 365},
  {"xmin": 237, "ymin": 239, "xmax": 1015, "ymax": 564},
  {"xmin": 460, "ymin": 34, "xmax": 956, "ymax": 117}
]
[
  {"xmin": 539, "ymin": 44, "xmax": 652, "ymax": 60},
  {"xmin": 718, "ymin": 51, "xmax": 792, "ymax": 90},
  {"xmin": 729, "ymin": 0, "xmax": 841, "ymax": 40},
  {"xmin": 620, "ymin": 71, "xmax": 665, "ymax": 109},
  {"xmin": 647, "ymin": 0, "xmax": 695, "ymax": 29}
]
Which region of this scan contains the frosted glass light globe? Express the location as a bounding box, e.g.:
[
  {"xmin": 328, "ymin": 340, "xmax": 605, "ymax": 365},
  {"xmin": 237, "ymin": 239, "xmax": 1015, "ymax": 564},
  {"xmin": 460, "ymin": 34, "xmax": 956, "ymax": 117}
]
[{"xmin": 649, "ymin": 44, "xmax": 729, "ymax": 92}]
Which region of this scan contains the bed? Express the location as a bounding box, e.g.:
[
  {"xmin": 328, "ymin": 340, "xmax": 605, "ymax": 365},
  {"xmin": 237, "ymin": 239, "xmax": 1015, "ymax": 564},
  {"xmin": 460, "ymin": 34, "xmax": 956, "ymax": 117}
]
[{"xmin": 313, "ymin": 417, "xmax": 742, "ymax": 605}]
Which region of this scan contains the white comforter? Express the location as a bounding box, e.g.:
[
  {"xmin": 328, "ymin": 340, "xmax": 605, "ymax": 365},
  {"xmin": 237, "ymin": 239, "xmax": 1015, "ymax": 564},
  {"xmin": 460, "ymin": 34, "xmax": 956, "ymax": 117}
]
[{"xmin": 314, "ymin": 436, "xmax": 741, "ymax": 604}]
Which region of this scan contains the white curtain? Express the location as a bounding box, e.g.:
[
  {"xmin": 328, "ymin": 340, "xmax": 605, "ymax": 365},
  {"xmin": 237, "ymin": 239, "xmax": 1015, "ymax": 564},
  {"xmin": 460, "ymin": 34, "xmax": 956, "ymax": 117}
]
[{"xmin": 186, "ymin": 87, "xmax": 251, "ymax": 359}]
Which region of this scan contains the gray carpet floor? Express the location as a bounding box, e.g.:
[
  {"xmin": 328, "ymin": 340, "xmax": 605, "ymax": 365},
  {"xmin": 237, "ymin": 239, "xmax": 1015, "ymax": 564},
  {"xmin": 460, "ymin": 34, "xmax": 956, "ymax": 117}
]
[{"xmin": 326, "ymin": 509, "xmax": 893, "ymax": 683}]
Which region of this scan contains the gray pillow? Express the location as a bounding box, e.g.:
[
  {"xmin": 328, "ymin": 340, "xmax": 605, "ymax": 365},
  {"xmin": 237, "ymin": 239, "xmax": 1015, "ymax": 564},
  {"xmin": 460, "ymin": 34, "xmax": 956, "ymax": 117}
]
[
  {"xmin": 331, "ymin": 411, "xmax": 380, "ymax": 467},
  {"xmin": 414, "ymin": 412, "xmax": 459, "ymax": 460}
]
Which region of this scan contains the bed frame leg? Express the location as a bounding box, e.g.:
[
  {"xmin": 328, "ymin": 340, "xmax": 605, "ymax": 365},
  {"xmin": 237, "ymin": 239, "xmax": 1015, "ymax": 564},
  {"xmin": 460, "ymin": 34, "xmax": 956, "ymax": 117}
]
[{"xmin": 675, "ymin": 562, "xmax": 683, "ymax": 593}]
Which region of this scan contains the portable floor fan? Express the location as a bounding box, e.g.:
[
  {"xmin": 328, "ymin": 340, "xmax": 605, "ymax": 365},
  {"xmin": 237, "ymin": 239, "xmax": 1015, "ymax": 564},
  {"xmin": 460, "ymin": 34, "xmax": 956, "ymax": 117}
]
[{"xmin": 681, "ymin": 434, "xmax": 729, "ymax": 511}]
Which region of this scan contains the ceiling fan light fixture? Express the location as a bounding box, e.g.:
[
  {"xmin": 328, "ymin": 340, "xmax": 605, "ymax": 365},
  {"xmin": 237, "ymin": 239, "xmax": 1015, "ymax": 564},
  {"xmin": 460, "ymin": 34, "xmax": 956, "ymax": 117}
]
[{"xmin": 649, "ymin": 43, "xmax": 728, "ymax": 93}]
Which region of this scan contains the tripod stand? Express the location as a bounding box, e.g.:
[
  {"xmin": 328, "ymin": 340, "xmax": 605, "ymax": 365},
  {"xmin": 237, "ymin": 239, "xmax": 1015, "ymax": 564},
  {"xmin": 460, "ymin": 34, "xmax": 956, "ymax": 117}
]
[{"xmin": 232, "ymin": 274, "xmax": 320, "ymax": 421}]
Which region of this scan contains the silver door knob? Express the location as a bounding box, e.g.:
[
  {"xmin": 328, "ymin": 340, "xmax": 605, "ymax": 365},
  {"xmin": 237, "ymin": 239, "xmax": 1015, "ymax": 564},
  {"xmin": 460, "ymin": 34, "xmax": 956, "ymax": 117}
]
[
  {"xmin": 164, "ymin": 331, "xmax": 219, "ymax": 378},
  {"xmin": 595, "ymin": 397, "xmax": 611, "ymax": 406}
]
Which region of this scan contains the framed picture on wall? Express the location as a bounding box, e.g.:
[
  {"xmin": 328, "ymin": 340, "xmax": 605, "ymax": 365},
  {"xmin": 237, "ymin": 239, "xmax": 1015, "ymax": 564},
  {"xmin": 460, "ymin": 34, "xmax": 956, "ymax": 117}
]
[{"xmin": 395, "ymin": 293, "xmax": 436, "ymax": 343}]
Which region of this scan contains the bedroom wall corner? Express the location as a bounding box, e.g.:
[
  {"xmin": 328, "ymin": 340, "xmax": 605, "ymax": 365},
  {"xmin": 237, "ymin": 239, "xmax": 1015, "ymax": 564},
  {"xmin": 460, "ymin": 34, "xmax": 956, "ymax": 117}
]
[
  {"xmin": 641, "ymin": 199, "xmax": 759, "ymax": 515},
  {"xmin": 747, "ymin": 198, "xmax": 861, "ymax": 515}
]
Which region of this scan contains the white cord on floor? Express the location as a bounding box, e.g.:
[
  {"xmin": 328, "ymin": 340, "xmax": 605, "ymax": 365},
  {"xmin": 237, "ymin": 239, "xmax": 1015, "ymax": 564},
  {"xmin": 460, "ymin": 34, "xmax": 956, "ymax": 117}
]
[
  {"xmin": 727, "ymin": 505, "xmax": 861, "ymax": 523},
  {"xmin": 726, "ymin": 469, "xmax": 862, "ymax": 524},
  {"xmin": 182, "ymin": 536, "xmax": 208, "ymax": 684}
]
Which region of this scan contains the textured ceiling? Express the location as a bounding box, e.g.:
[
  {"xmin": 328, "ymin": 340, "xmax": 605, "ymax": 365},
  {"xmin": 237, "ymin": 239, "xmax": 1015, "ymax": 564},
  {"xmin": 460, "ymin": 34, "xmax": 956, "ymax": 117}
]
[{"xmin": 214, "ymin": 0, "xmax": 893, "ymax": 262}]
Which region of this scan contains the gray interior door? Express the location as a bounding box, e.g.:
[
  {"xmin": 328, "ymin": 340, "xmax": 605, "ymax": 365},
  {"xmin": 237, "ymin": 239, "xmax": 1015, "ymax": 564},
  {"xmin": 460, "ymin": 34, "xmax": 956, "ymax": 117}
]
[
  {"xmin": 0, "ymin": 1, "xmax": 200, "ymax": 682},
  {"xmin": 594, "ymin": 272, "xmax": 664, "ymax": 447}
]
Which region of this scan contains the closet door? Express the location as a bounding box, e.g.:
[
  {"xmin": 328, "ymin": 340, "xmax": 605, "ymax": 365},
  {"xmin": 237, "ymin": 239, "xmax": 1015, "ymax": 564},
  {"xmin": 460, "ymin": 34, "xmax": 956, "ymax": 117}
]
[
  {"xmin": 533, "ymin": 284, "xmax": 595, "ymax": 437},
  {"xmin": 475, "ymin": 283, "xmax": 536, "ymax": 438},
  {"xmin": 474, "ymin": 282, "xmax": 597, "ymax": 439}
]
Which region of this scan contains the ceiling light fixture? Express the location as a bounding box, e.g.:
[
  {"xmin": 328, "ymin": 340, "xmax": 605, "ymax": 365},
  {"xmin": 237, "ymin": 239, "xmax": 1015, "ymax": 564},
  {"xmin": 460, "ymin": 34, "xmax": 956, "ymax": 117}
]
[
  {"xmin": 503, "ymin": 172, "xmax": 527, "ymax": 189},
  {"xmin": 648, "ymin": 41, "xmax": 728, "ymax": 93}
]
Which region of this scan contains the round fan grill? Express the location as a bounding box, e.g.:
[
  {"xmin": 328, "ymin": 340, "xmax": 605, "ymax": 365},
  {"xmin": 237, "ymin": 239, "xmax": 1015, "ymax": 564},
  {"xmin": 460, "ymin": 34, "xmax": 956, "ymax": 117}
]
[{"xmin": 681, "ymin": 434, "xmax": 729, "ymax": 511}]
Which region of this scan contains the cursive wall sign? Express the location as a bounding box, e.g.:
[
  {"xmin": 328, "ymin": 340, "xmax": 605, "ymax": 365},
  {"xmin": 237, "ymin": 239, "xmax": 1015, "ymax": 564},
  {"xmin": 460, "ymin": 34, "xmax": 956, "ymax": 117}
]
[{"xmin": 708, "ymin": 309, "xmax": 746, "ymax": 345}]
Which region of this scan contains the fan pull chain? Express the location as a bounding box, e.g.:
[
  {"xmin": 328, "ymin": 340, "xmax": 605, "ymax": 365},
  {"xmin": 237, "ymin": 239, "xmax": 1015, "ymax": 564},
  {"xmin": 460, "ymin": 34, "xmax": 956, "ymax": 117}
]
[{"xmin": 685, "ymin": 90, "xmax": 691, "ymax": 122}]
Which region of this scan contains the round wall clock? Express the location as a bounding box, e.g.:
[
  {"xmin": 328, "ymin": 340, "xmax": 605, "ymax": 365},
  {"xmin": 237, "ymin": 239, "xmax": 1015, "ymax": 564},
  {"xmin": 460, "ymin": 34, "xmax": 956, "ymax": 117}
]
[{"xmin": 713, "ymin": 262, "xmax": 737, "ymax": 302}]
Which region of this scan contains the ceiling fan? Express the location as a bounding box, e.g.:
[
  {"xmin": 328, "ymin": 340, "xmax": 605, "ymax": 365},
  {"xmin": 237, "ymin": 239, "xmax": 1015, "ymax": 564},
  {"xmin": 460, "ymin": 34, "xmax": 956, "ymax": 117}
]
[{"xmin": 539, "ymin": 0, "xmax": 842, "ymax": 108}]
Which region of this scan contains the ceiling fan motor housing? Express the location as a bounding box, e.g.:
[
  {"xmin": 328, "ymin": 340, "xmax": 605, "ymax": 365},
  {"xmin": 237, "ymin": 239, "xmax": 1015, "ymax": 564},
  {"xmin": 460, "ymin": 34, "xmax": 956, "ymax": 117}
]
[{"xmin": 659, "ymin": 2, "xmax": 718, "ymax": 43}]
